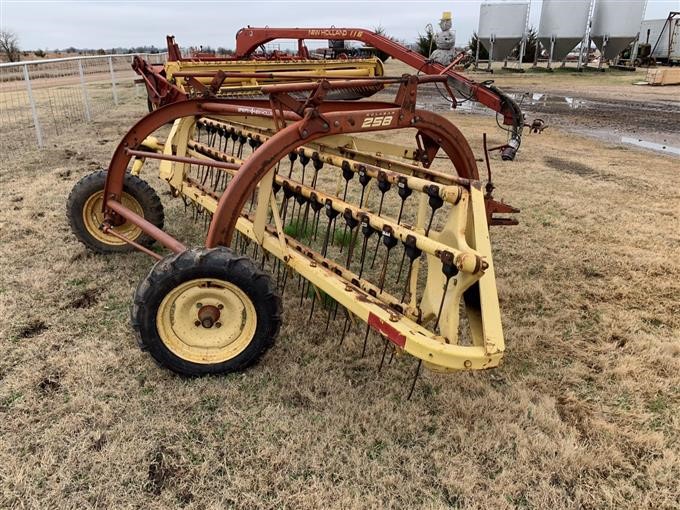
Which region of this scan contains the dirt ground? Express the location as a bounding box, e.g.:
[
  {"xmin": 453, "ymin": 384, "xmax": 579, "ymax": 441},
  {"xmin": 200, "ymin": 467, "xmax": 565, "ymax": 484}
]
[
  {"xmin": 387, "ymin": 60, "xmax": 680, "ymax": 148},
  {"xmin": 1, "ymin": 65, "xmax": 679, "ymax": 509}
]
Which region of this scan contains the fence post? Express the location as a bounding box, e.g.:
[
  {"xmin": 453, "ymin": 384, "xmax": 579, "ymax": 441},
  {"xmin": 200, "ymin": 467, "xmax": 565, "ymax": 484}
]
[
  {"xmin": 77, "ymin": 59, "xmax": 92, "ymax": 121},
  {"xmin": 23, "ymin": 64, "xmax": 44, "ymax": 148},
  {"xmin": 108, "ymin": 56, "xmax": 118, "ymax": 106}
]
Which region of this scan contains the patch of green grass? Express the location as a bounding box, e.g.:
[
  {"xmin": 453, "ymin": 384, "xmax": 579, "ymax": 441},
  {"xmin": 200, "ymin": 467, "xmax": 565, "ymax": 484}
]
[
  {"xmin": 284, "ymin": 218, "xmax": 313, "ymax": 239},
  {"xmin": 1, "ymin": 391, "xmax": 23, "ymax": 409},
  {"xmin": 333, "ymin": 227, "xmax": 352, "ymax": 247},
  {"xmin": 367, "ymin": 439, "xmax": 387, "ymax": 460},
  {"xmin": 647, "ymin": 393, "xmax": 668, "ymax": 414}
]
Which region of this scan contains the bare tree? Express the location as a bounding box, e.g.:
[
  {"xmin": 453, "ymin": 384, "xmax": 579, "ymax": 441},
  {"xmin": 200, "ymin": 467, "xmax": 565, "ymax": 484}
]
[{"xmin": 0, "ymin": 29, "xmax": 21, "ymax": 62}]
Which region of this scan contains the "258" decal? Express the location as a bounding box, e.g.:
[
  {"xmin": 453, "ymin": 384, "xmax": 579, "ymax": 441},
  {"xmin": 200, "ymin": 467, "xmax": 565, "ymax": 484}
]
[{"xmin": 361, "ymin": 115, "xmax": 394, "ymax": 128}]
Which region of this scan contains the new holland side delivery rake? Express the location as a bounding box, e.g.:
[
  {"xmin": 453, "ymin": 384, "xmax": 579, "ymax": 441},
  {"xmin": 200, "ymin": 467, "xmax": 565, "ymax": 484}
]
[{"xmin": 67, "ymin": 28, "xmax": 538, "ymax": 393}]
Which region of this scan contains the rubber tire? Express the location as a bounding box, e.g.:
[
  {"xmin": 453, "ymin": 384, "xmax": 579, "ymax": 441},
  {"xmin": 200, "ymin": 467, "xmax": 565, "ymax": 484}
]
[
  {"xmin": 66, "ymin": 170, "xmax": 164, "ymax": 253},
  {"xmin": 131, "ymin": 247, "xmax": 282, "ymax": 376}
]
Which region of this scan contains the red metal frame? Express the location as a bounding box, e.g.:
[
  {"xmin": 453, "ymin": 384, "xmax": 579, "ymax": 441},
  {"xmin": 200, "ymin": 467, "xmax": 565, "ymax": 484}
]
[
  {"xmin": 148, "ymin": 27, "xmax": 526, "ymax": 161},
  {"xmin": 103, "ymin": 76, "xmax": 515, "ymax": 252}
]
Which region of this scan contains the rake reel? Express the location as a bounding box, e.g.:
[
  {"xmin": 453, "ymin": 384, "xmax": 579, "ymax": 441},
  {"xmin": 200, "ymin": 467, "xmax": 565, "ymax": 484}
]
[{"xmin": 67, "ymin": 27, "xmax": 535, "ymax": 394}]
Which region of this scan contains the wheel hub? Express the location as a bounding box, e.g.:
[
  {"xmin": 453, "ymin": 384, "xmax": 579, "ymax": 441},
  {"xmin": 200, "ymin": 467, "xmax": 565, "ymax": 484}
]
[
  {"xmin": 156, "ymin": 278, "xmax": 257, "ymax": 364},
  {"xmin": 82, "ymin": 190, "xmax": 143, "ymax": 245},
  {"xmin": 197, "ymin": 304, "xmax": 221, "ymax": 329}
]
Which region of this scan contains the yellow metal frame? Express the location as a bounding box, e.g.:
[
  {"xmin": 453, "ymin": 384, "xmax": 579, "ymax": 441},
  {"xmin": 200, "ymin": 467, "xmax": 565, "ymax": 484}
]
[
  {"xmin": 132, "ymin": 114, "xmax": 505, "ymax": 371},
  {"xmin": 164, "ymin": 58, "xmax": 384, "ymax": 96}
]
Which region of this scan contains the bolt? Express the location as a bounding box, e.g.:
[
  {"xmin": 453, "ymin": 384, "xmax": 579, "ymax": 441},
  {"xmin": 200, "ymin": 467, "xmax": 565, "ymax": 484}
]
[
  {"xmin": 194, "ymin": 320, "xmax": 201, "ymax": 327},
  {"xmin": 334, "ymin": 120, "xmax": 340, "ymax": 127},
  {"xmin": 464, "ymin": 360, "xmax": 472, "ymax": 368},
  {"xmin": 196, "ymin": 302, "xmax": 203, "ymax": 308},
  {"xmin": 302, "ymin": 130, "xmax": 309, "ymax": 138},
  {"xmin": 215, "ymin": 322, "xmax": 222, "ymax": 328},
  {"xmin": 217, "ymin": 304, "xmax": 224, "ymax": 310}
]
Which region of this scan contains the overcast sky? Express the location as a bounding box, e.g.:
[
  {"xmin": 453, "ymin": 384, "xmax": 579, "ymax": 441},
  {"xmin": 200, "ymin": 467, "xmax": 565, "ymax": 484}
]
[{"xmin": 2, "ymin": 0, "xmax": 678, "ymax": 51}]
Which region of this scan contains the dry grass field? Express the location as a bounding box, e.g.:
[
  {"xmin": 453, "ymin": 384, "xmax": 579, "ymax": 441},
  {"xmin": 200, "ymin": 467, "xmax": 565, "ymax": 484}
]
[{"xmin": 1, "ymin": 66, "xmax": 679, "ymax": 509}]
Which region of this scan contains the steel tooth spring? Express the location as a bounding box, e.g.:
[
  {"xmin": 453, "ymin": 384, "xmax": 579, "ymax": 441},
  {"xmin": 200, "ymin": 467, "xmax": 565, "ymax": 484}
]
[
  {"xmin": 280, "ymin": 181, "xmax": 294, "ymax": 225},
  {"xmin": 321, "ymin": 199, "xmax": 340, "ymax": 258},
  {"xmin": 287, "ymin": 151, "xmax": 298, "ymax": 178},
  {"xmin": 269, "ymin": 180, "xmax": 282, "ymax": 224},
  {"xmin": 230, "ymin": 130, "xmax": 238, "ymax": 156},
  {"xmin": 396, "ymin": 176, "xmax": 413, "ymax": 225},
  {"xmin": 301, "ymin": 192, "xmax": 319, "ymax": 244},
  {"xmin": 357, "ymin": 215, "xmax": 375, "ymax": 279},
  {"xmin": 293, "ymin": 188, "xmax": 306, "ymax": 238},
  {"xmin": 341, "ymin": 166, "xmax": 370, "ymax": 252},
  {"xmin": 367, "ymin": 171, "xmax": 392, "ymax": 266},
  {"xmin": 340, "ymin": 160, "xmax": 354, "ymax": 200},
  {"xmin": 237, "ymin": 133, "xmax": 247, "ymax": 159},
  {"xmin": 298, "ymin": 149, "xmax": 310, "ymax": 185},
  {"xmin": 399, "ymin": 235, "xmax": 422, "ymax": 303},
  {"xmin": 310, "ymin": 152, "xmax": 323, "ymax": 188},
  {"xmin": 377, "ymin": 226, "xmax": 398, "ymax": 293},
  {"xmin": 309, "ymin": 193, "xmax": 323, "ymax": 242},
  {"xmin": 425, "ymin": 184, "xmax": 444, "ymax": 236},
  {"xmin": 342, "ymin": 209, "xmax": 359, "ymax": 269},
  {"xmin": 433, "ymin": 252, "xmax": 459, "ymax": 332}
]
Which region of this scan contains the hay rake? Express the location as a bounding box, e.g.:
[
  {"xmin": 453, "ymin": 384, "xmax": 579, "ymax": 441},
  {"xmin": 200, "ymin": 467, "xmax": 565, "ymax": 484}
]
[{"xmin": 67, "ymin": 27, "xmax": 537, "ymax": 395}]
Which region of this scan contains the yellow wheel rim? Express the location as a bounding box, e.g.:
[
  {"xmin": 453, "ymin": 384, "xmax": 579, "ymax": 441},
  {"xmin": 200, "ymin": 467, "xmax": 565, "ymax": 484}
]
[
  {"xmin": 156, "ymin": 278, "xmax": 257, "ymax": 364},
  {"xmin": 82, "ymin": 190, "xmax": 144, "ymax": 246}
]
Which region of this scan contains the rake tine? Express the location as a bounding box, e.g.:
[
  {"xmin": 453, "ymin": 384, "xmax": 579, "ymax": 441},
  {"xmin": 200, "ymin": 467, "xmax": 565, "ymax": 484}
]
[
  {"xmin": 424, "ymin": 185, "xmax": 444, "ymax": 237},
  {"xmin": 400, "ymin": 236, "xmax": 421, "ymax": 302},
  {"xmin": 324, "ymin": 300, "xmax": 333, "ymax": 332},
  {"xmin": 308, "ymin": 292, "xmax": 317, "ymax": 320},
  {"xmin": 230, "ymin": 131, "xmax": 238, "ymax": 156},
  {"xmin": 299, "ymin": 278, "xmax": 308, "ymax": 306},
  {"xmin": 361, "ymin": 323, "xmax": 371, "ymax": 357},
  {"xmin": 407, "ymin": 360, "xmax": 422, "ymax": 400},
  {"xmin": 433, "ymin": 252, "xmax": 458, "ymax": 332},
  {"xmin": 280, "ymin": 267, "xmax": 290, "ymax": 297},
  {"xmin": 339, "ymin": 312, "xmax": 350, "ymax": 346},
  {"xmin": 377, "ymin": 227, "xmax": 397, "ymax": 293},
  {"xmin": 288, "ymin": 151, "xmax": 298, "ymax": 178},
  {"xmin": 396, "ymin": 249, "xmax": 407, "ymax": 283},
  {"xmin": 378, "ymin": 337, "xmax": 389, "ymax": 373}
]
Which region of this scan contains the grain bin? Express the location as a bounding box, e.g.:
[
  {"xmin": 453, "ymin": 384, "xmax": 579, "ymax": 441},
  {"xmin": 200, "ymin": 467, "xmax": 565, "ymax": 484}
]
[
  {"xmin": 538, "ymin": 0, "xmax": 592, "ymax": 63},
  {"xmin": 478, "ymin": 2, "xmax": 530, "ymax": 61},
  {"xmin": 590, "ymin": 0, "xmax": 647, "ymax": 60}
]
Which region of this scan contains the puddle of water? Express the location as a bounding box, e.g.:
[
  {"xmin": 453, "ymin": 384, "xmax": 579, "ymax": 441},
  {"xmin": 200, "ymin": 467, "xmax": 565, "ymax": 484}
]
[
  {"xmin": 510, "ymin": 92, "xmax": 588, "ymax": 109},
  {"xmin": 621, "ymin": 137, "xmax": 680, "ymax": 156}
]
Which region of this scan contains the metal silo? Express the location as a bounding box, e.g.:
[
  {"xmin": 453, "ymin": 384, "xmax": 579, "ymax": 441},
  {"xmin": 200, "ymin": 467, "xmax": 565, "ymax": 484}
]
[
  {"xmin": 590, "ymin": 0, "xmax": 647, "ymax": 60},
  {"xmin": 538, "ymin": 0, "xmax": 592, "ymax": 65},
  {"xmin": 477, "ymin": 2, "xmax": 530, "ymax": 63}
]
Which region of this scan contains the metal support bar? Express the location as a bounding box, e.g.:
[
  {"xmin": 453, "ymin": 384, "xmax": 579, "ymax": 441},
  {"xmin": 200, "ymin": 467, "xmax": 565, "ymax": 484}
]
[
  {"xmin": 106, "ymin": 200, "xmax": 187, "ymax": 254},
  {"xmin": 102, "ymin": 225, "xmax": 162, "ymax": 260},
  {"xmin": 22, "ymin": 64, "xmax": 44, "ymax": 148},
  {"xmin": 108, "ymin": 56, "xmax": 118, "ymax": 106},
  {"xmin": 78, "ymin": 59, "xmax": 92, "ymax": 121}
]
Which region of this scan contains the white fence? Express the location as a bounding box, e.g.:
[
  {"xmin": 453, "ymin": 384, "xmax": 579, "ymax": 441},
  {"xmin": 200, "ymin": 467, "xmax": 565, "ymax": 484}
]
[{"xmin": 0, "ymin": 52, "xmax": 167, "ymax": 150}]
